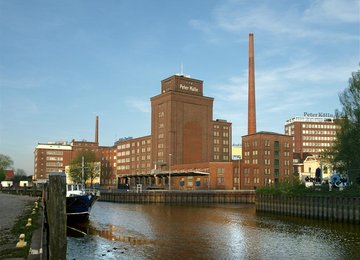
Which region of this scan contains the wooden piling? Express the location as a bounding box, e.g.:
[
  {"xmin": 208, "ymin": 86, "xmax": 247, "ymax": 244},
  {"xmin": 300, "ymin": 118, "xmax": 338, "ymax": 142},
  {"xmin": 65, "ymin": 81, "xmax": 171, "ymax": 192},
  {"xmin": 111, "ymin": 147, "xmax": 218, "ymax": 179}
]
[{"xmin": 47, "ymin": 173, "xmax": 67, "ymax": 260}]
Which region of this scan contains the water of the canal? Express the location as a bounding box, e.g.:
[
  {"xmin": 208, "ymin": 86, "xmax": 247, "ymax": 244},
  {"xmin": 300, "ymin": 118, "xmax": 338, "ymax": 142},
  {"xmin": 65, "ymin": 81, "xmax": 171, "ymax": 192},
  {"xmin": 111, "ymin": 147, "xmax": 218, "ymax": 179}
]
[{"xmin": 67, "ymin": 201, "xmax": 360, "ymax": 260}]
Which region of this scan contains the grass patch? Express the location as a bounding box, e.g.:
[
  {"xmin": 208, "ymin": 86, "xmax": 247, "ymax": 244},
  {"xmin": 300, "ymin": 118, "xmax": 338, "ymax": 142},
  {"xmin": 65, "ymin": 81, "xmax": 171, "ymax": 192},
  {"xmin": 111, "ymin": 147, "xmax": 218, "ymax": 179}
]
[
  {"xmin": 0, "ymin": 198, "xmax": 41, "ymax": 259},
  {"xmin": 256, "ymin": 181, "xmax": 360, "ymax": 197}
]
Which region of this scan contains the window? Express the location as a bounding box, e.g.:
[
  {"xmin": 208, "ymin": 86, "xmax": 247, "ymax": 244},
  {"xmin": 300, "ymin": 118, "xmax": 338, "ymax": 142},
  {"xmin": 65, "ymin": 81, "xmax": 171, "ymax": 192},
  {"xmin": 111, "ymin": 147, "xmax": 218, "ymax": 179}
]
[
  {"xmin": 264, "ymin": 168, "xmax": 271, "ymax": 175},
  {"xmin": 187, "ymin": 177, "xmax": 193, "ymax": 187},
  {"xmin": 217, "ymin": 168, "xmax": 224, "ymax": 174},
  {"xmin": 217, "ymin": 177, "xmax": 224, "ymax": 184}
]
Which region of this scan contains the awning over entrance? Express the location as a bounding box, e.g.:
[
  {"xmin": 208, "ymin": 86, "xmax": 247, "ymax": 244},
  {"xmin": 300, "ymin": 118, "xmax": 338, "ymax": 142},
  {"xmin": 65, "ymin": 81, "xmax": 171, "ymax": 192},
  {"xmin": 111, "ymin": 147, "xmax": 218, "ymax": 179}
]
[{"xmin": 118, "ymin": 168, "xmax": 210, "ymax": 178}]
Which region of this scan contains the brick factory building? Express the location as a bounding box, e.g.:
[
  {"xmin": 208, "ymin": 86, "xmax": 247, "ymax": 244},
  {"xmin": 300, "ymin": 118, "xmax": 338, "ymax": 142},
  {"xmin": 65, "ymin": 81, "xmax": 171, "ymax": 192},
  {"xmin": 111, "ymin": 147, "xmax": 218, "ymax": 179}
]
[
  {"xmin": 242, "ymin": 132, "xmax": 293, "ymax": 189},
  {"xmin": 115, "ymin": 74, "xmax": 234, "ymax": 190},
  {"xmin": 34, "ymin": 33, "xmax": 297, "ymax": 190}
]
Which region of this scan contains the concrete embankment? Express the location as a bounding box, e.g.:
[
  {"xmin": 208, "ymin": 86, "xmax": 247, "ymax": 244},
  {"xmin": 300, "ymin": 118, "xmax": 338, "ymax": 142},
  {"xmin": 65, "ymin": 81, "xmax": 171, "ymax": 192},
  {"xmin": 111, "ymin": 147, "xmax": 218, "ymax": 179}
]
[
  {"xmin": 256, "ymin": 194, "xmax": 360, "ymax": 224},
  {"xmin": 99, "ymin": 190, "xmax": 256, "ymax": 204}
]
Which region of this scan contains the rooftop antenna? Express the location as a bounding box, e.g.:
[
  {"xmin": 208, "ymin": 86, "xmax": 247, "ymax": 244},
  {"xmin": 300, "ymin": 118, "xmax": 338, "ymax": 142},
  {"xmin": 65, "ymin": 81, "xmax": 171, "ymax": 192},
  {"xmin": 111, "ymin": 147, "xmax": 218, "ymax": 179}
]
[{"xmin": 177, "ymin": 62, "xmax": 190, "ymax": 78}]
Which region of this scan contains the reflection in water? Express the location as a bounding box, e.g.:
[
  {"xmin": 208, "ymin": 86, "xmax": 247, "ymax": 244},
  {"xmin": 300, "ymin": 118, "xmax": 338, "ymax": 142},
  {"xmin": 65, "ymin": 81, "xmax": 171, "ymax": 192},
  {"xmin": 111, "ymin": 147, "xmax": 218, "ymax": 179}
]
[{"xmin": 67, "ymin": 202, "xmax": 360, "ymax": 260}]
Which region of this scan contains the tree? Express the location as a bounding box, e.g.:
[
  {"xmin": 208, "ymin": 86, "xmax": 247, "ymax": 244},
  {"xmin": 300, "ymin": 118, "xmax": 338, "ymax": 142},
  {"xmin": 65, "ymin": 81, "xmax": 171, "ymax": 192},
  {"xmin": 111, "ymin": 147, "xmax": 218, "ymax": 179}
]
[
  {"xmin": 13, "ymin": 169, "xmax": 27, "ymax": 183},
  {"xmin": 330, "ymin": 67, "xmax": 360, "ymax": 184},
  {"xmin": 68, "ymin": 150, "xmax": 100, "ymax": 187},
  {"xmin": 0, "ymin": 154, "xmax": 14, "ymax": 182},
  {"xmin": 0, "ymin": 154, "xmax": 13, "ymax": 170}
]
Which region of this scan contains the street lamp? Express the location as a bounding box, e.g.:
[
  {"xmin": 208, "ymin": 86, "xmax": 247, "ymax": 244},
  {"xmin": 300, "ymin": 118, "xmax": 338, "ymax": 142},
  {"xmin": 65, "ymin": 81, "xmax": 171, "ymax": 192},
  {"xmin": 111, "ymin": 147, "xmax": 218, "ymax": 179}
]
[
  {"xmin": 234, "ymin": 155, "xmax": 241, "ymax": 190},
  {"xmin": 238, "ymin": 156, "xmax": 241, "ymax": 190},
  {"xmin": 169, "ymin": 154, "xmax": 172, "ymax": 191}
]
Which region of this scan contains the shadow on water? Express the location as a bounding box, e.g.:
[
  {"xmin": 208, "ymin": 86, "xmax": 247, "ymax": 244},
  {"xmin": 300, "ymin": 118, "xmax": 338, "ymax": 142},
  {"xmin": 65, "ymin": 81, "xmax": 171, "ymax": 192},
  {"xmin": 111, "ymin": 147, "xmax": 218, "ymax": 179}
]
[{"xmin": 67, "ymin": 220, "xmax": 150, "ymax": 245}]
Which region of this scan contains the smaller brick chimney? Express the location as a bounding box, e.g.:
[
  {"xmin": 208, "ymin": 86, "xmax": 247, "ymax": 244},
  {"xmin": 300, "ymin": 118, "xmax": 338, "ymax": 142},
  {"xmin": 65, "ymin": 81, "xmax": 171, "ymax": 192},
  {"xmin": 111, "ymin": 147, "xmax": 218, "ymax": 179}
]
[{"xmin": 95, "ymin": 115, "xmax": 99, "ymax": 144}]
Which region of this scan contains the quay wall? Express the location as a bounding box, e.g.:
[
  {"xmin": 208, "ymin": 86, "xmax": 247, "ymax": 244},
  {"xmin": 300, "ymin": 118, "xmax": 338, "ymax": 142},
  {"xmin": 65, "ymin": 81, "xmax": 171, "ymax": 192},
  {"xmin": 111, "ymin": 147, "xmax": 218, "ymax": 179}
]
[
  {"xmin": 99, "ymin": 190, "xmax": 256, "ymax": 204},
  {"xmin": 256, "ymin": 194, "xmax": 360, "ymax": 224},
  {"xmin": 0, "ymin": 188, "xmax": 42, "ymax": 197}
]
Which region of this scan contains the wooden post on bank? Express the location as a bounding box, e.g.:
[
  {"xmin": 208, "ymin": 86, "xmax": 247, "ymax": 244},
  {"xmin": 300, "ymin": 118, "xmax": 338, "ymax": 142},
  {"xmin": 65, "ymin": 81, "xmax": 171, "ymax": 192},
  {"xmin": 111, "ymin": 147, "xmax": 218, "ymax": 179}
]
[{"xmin": 47, "ymin": 173, "xmax": 67, "ymax": 259}]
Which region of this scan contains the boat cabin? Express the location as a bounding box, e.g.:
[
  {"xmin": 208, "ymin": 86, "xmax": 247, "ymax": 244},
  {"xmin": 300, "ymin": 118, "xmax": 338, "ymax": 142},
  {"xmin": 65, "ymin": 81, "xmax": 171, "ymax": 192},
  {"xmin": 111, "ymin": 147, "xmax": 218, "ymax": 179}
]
[{"xmin": 67, "ymin": 183, "xmax": 86, "ymax": 197}]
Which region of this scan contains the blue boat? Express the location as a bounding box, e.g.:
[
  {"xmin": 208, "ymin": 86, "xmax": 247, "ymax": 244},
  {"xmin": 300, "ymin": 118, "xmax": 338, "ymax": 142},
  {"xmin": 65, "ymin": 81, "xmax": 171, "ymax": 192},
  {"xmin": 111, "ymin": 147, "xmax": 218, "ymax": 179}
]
[{"xmin": 66, "ymin": 183, "xmax": 99, "ymax": 222}]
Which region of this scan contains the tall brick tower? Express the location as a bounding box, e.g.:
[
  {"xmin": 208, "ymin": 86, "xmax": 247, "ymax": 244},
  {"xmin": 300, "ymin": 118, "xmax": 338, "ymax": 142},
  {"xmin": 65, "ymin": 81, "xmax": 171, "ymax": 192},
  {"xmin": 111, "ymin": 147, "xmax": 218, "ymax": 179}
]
[
  {"xmin": 248, "ymin": 33, "xmax": 256, "ymax": 135},
  {"xmin": 150, "ymin": 75, "xmax": 214, "ymax": 167}
]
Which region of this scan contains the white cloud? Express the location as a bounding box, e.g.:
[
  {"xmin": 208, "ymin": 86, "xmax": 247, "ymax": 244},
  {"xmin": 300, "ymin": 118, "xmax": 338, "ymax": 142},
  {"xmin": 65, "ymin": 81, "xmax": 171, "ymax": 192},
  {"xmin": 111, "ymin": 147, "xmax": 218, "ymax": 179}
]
[
  {"xmin": 303, "ymin": 0, "xmax": 359, "ymax": 23},
  {"xmin": 190, "ymin": 0, "xmax": 359, "ymax": 41},
  {"xmin": 125, "ymin": 97, "xmax": 150, "ymax": 113},
  {"xmin": 0, "ymin": 78, "xmax": 43, "ymax": 90}
]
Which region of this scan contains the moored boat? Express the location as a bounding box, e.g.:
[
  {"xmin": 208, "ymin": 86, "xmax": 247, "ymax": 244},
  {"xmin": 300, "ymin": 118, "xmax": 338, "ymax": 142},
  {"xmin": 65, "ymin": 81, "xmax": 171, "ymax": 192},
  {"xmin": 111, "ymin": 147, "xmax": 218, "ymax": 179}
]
[{"xmin": 66, "ymin": 183, "xmax": 99, "ymax": 222}]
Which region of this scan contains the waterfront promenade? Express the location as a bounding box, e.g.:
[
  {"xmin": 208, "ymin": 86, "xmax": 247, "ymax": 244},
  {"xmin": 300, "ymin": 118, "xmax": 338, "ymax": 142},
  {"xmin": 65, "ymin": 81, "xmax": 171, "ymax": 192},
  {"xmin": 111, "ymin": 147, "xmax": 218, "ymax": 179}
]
[
  {"xmin": 0, "ymin": 193, "xmax": 36, "ymax": 232},
  {"xmin": 0, "ymin": 193, "xmax": 41, "ymax": 259}
]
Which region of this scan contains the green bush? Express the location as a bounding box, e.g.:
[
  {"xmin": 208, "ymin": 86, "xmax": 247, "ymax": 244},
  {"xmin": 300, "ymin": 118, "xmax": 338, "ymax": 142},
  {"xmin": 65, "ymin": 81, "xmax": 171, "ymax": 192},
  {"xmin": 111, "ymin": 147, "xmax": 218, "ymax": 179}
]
[{"xmin": 256, "ymin": 181, "xmax": 360, "ymax": 197}]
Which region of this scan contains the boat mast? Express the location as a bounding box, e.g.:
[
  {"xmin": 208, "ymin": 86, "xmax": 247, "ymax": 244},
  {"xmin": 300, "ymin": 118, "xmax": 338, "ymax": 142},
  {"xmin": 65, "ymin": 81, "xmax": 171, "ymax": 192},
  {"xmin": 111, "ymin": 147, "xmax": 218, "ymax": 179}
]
[{"xmin": 82, "ymin": 156, "xmax": 85, "ymax": 185}]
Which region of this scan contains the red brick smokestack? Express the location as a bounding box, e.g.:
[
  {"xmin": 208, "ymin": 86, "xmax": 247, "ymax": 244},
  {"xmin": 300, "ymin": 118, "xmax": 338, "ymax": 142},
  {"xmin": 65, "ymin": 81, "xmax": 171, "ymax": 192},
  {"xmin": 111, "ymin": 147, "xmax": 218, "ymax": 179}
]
[
  {"xmin": 248, "ymin": 33, "xmax": 256, "ymax": 135},
  {"xmin": 95, "ymin": 115, "xmax": 99, "ymax": 143}
]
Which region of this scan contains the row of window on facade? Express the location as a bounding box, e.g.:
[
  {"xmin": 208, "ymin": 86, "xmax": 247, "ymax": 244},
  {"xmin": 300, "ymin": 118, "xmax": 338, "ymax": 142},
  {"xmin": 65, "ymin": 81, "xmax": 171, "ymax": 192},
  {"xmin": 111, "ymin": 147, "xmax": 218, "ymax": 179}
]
[
  {"xmin": 117, "ymin": 147, "xmax": 151, "ymax": 156},
  {"xmin": 303, "ymin": 136, "xmax": 336, "ymax": 141},
  {"xmin": 243, "ymin": 177, "xmax": 279, "ymax": 185},
  {"xmin": 118, "ymin": 155, "xmax": 152, "ymax": 163},
  {"xmin": 243, "ymin": 159, "xmax": 291, "ymax": 165},
  {"xmin": 244, "ymin": 151, "xmax": 291, "ymax": 157},
  {"xmin": 117, "ymin": 140, "xmax": 151, "ymax": 150},
  {"xmin": 46, "ymin": 150, "xmax": 64, "ymax": 155},
  {"xmin": 244, "ymin": 141, "xmax": 290, "ymax": 148},
  {"xmin": 302, "ymin": 142, "xmax": 334, "ymax": 147},
  {"xmin": 213, "ymin": 131, "xmax": 229, "ymax": 137},
  {"xmin": 242, "ymin": 168, "xmax": 291, "ymax": 175},
  {"xmin": 302, "ymin": 148, "xmax": 325, "ymax": 153},
  {"xmin": 302, "ymin": 130, "xmax": 336, "ymax": 135},
  {"xmin": 301, "ymin": 124, "xmax": 337, "ymax": 129},
  {"xmin": 117, "ymin": 162, "xmax": 152, "ymax": 170},
  {"xmin": 213, "ymin": 125, "xmax": 229, "ymax": 130}
]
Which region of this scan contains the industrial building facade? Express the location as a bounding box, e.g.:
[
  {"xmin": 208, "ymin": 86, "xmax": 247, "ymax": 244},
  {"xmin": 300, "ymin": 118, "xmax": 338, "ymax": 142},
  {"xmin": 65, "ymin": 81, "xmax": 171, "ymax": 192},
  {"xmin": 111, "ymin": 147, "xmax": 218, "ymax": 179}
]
[
  {"xmin": 115, "ymin": 74, "xmax": 233, "ymax": 190},
  {"xmin": 34, "ymin": 33, "xmax": 300, "ymax": 190},
  {"xmin": 242, "ymin": 132, "xmax": 293, "ymax": 189}
]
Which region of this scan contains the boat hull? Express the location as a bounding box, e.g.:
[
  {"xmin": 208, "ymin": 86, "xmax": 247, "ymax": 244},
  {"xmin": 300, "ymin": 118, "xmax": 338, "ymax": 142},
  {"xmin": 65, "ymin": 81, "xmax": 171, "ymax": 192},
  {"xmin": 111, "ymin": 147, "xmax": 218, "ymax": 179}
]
[{"xmin": 66, "ymin": 193, "xmax": 98, "ymax": 222}]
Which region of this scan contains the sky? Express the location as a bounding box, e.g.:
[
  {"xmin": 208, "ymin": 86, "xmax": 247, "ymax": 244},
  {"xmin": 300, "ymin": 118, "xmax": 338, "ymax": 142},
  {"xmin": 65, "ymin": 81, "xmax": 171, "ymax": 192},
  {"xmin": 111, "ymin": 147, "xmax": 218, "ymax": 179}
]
[{"xmin": 0, "ymin": 0, "xmax": 359, "ymax": 175}]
